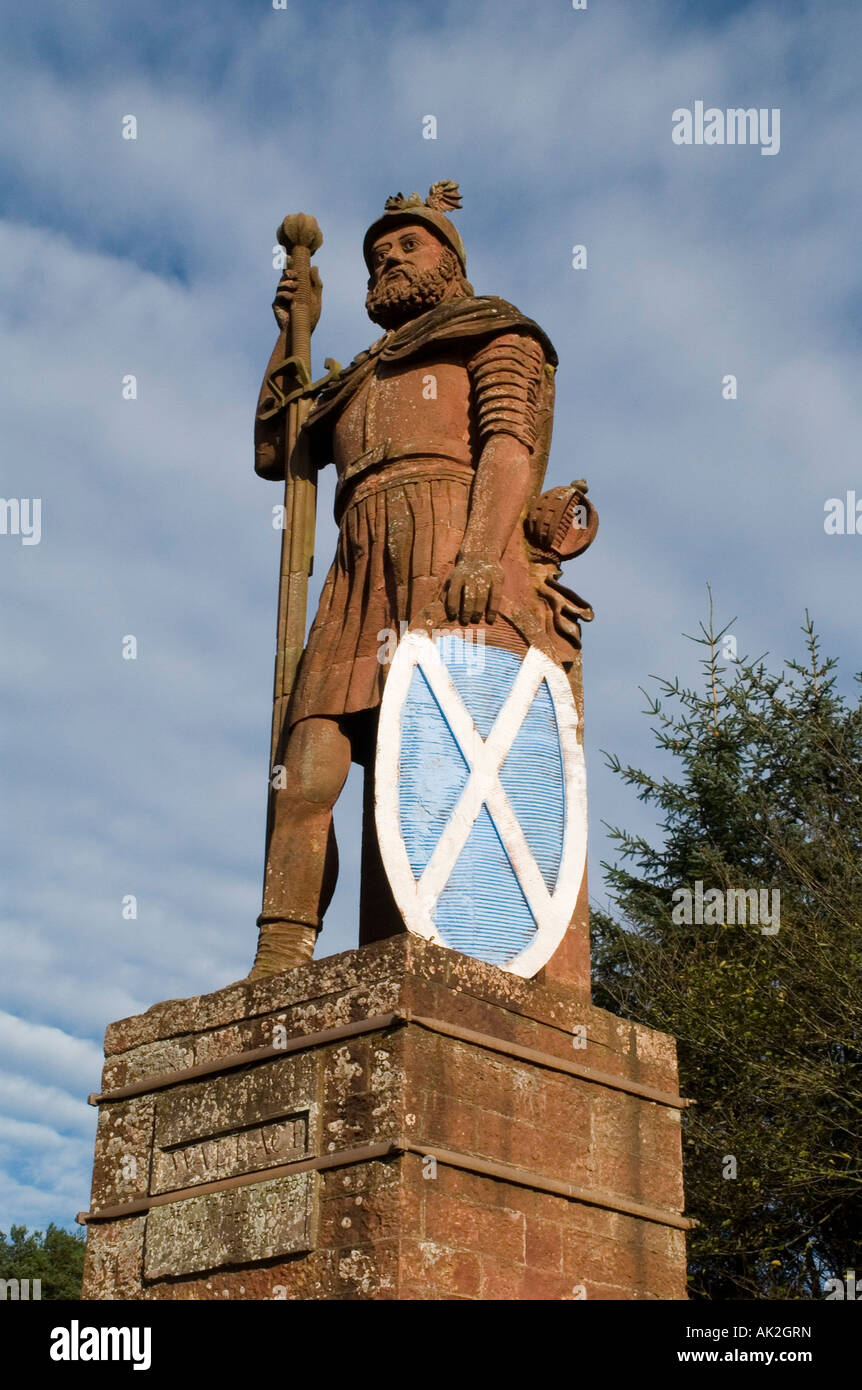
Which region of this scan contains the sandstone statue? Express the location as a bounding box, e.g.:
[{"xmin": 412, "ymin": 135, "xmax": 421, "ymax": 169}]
[{"xmin": 250, "ymin": 182, "xmax": 597, "ymax": 977}]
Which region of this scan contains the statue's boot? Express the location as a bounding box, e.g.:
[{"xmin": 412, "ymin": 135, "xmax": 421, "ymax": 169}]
[{"xmin": 247, "ymin": 915, "xmax": 318, "ymax": 978}]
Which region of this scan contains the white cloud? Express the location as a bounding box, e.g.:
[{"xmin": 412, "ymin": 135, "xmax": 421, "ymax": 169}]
[{"xmin": 0, "ymin": 1013, "xmax": 103, "ymax": 1094}]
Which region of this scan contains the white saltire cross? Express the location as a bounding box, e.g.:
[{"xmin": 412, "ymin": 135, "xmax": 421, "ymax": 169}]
[{"xmin": 375, "ymin": 631, "xmax": 588, "ymax": 977}]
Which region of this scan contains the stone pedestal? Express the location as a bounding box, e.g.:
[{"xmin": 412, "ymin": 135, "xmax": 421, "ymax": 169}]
[{"xmin": 80, "ymin": 936, "xmax": 691, "ymax": 1300}]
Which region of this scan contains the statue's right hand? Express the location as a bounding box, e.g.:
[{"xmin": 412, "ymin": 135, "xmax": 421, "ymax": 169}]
[{"xmin": 273, "ymin": 265, "xmax": 323, "ymax": 332}]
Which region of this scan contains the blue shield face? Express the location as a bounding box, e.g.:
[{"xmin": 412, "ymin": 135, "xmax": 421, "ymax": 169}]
[{"xmin": 375, "ymin": 632, "xmax": 587, "ymax": 977}]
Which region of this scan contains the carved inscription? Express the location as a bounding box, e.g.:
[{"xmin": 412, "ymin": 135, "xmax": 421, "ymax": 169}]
[
  {"xmin": 142, "ymin": 1052, "xmax": 319, "ymax": 1278},
  {"xmin": 143, "ymin": 1173, "xmax": 315, "ymax": 1279},
  {"xmin": 151, "ymin": 1112, "xmax": 308, "ymax": 1194},
  {"xmin": 150, "ymin": 1051, "xmax": 316, "ymax": 1194}
]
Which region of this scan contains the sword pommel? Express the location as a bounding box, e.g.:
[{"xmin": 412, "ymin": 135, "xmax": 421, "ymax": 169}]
[{"xmin": 278, "ymin": 213, "xmax": 323, "ymax": 256}]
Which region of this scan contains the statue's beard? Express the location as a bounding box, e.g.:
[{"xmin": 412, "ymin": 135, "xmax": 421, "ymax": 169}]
[{"xmin": 366, "ymin": 251, "xmax": 463, "ymax": 329}]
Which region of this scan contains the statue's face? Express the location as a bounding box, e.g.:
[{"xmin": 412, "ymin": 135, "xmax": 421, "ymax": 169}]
[
  {"xmin": 368, "ymin": 224, "xmax": 444, "ymax": 286},
  {"xmin": 365, "ymin": 223, "xmax": 463, "ymax": 330}
]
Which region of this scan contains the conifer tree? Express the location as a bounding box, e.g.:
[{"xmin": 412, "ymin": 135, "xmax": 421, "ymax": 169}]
[{"xmin": 592, "ymin": 599, "xmax": 862, "ymax": 1298}]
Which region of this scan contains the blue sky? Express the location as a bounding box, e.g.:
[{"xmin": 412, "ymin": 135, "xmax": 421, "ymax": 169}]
[{"xmin": 1, "ymin": 0, "xmax": 860, "ymax": 1230}]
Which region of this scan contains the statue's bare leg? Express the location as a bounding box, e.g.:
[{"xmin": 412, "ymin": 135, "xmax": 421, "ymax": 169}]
[{"xmin": 249, "ymin": 715, "xmax": 353, "ymax": 977}]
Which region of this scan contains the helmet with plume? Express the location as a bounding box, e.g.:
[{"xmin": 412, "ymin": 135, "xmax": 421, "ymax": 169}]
[{"xmin": 363, "ymin": 180, "xmax": 467, "ymax": 274}]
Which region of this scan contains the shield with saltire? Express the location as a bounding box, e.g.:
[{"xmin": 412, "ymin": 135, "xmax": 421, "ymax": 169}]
[{"xmin": 375, "ymin": 629, "xmax": 587, "ymax": 977}]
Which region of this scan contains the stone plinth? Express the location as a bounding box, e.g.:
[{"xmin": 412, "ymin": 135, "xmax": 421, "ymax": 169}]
[{"xmin": 80, "ymin": 936, "xmax": 690, "ymax": 1300}]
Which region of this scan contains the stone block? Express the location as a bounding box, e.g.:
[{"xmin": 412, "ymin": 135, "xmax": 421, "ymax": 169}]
[{"xmin": 81, "ymin": 936, "xmax": 689, "ymax": 1300}]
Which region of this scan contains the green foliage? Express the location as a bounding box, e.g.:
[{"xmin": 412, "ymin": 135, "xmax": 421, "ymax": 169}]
[
  {"xmin": 0, "ymin": 1223, "xmax": 86, "ymax": 1300},
  {"xmin": 592, "ymin": 598, "xmax": 862, "ymax": 1299}
]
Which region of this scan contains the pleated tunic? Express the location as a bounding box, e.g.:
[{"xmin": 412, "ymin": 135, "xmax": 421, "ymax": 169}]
[{"xmin": 286, "ymin": 308, "xmax": 552, "ymax": 728}]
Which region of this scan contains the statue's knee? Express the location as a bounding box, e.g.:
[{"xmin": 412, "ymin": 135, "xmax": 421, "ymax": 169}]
[{"xmin": 285, "ymin": 718, "xmax": 351, "ymax": 807}]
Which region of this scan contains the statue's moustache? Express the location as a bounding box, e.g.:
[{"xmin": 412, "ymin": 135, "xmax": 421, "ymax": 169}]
[{"xmin": 380, "ymin": 264, "xmax": 417, "ymax": 283}]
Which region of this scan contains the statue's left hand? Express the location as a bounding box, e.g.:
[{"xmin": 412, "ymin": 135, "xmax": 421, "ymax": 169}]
[{"xmin": 443, "ymin": 557, "xmax": 504, "ymax": 626}]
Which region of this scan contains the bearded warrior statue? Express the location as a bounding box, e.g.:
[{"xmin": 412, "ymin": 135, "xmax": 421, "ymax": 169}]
[{"xmin": 250, "ymin": 182, "xmax": 597, "ymax": 978}]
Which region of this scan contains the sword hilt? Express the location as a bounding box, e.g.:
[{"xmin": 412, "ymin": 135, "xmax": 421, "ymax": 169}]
[{"xmin": 276, "ymin": 214, "xmax": 323, "ymax": 369}]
